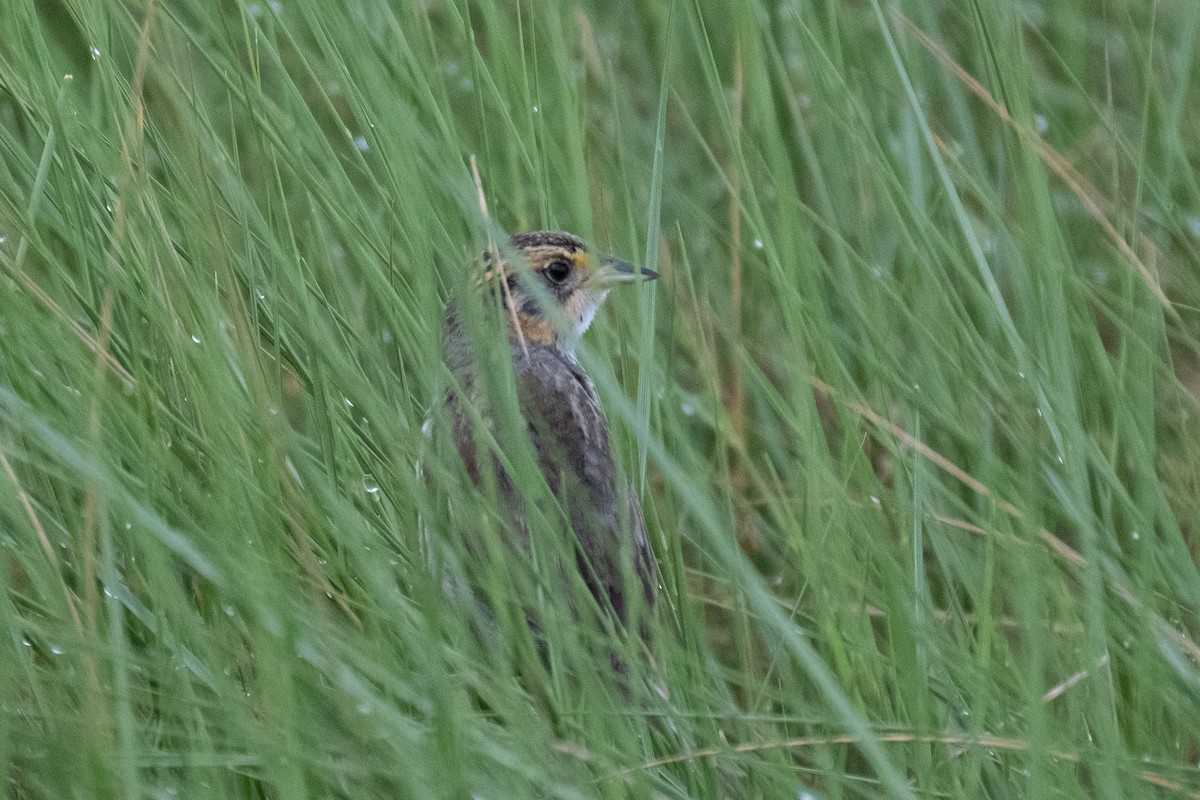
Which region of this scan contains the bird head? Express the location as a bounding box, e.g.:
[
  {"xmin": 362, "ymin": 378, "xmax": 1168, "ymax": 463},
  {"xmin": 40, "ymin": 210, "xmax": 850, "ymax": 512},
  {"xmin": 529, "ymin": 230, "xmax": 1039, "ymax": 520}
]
[{"xmin": 480, "ymin": 231, "xmax": 658, "ymax": 352}]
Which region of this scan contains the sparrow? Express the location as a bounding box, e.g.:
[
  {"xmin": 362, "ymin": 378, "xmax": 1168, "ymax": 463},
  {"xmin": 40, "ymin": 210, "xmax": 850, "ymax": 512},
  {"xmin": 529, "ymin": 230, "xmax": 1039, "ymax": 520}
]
[{"xmin": 441, "ymin": 230, "xmax": 658, "ymax": 626}]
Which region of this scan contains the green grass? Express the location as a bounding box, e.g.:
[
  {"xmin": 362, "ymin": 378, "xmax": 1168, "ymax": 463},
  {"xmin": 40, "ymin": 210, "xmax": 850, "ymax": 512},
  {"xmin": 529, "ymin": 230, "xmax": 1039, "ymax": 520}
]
[{"xmin": 3, "ymin": 0, "xmax": 1200, "ymax": 797}]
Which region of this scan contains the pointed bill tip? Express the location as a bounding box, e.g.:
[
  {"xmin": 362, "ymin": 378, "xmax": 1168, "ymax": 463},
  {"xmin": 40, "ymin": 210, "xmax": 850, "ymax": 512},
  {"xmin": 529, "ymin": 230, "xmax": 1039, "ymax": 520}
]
[{"xmin": 603, "ymin": 256, "xmax": 659, "ymax": 283}]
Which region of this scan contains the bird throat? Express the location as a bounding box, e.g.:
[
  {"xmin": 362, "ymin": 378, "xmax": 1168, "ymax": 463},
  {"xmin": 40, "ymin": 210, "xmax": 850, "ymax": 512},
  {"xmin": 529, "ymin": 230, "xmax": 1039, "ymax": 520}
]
[{"xmin": 510, "ymin": 288, "xmax": 609, "ymax": 356}]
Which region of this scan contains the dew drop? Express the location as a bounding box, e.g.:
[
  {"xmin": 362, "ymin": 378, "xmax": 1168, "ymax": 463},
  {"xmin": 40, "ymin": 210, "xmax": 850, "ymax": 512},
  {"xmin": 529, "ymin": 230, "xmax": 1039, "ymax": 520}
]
[
  {"xmin": 354, "ymin": 135, "xmax": 368, "ymax": 152},
  {"xmin": 191, "ymin": 334, "xmax": 201, "ymax": 344},
  {"xmin": 89, "ymin": 46, "xmax": 101, "ymax": 60},
  {"xmin": 753, "ymin": 238, "xmax": 763, "ymax": 249}
]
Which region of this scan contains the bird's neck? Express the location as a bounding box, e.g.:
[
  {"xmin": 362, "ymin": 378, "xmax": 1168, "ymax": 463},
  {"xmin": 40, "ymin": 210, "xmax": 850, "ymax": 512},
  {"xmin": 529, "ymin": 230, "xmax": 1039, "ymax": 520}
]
[
  {"xmin": 511, "ymin": 311, "xmax": 559, "ymax": 349},
  {"xmin": 504, "ymin": 288, "xmax": 610, "ymax": 358}
]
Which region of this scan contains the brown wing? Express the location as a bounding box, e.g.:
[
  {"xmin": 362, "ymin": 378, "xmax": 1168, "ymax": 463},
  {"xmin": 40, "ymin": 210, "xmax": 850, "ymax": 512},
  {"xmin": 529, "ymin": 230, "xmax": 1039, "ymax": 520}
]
[
  {"xmin": 624, "ymin": 480, "xmax": 657, "ymax": 609},
  {"xmin": 513, "ymin": 347, "xmax": 656, "ymax": 622}
]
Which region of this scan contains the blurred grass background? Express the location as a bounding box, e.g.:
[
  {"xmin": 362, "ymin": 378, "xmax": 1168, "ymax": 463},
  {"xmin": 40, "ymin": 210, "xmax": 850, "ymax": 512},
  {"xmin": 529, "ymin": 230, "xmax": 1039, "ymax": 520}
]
[{"xmin": 2, "ymin": 0, "xmax": 1200, "ymax": 797}]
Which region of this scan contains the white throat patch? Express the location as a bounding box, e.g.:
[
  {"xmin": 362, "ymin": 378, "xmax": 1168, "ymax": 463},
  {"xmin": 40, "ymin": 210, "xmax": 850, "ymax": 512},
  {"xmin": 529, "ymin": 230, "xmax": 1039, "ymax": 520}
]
[{"xmin": 560, "ymin": 289, "xmax": 610, "ymax": 357}]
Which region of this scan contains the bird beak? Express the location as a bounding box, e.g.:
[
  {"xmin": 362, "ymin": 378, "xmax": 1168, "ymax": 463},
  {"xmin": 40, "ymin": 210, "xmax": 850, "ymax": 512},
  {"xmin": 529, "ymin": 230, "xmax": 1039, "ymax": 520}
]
[{"xmin": 592, "ymin": 256, "xmax": 660, "ymax": 287}]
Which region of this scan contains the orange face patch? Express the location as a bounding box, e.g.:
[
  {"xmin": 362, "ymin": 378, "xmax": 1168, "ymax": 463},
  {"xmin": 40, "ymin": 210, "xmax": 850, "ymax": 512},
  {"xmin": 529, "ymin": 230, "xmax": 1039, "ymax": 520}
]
[
  {"xmin": 569, "ymin": 250, "xmax": 590, "ymax": 274},
  {"xmin": 513, "ymin": 311, "xmax": 557, "ymax": 346}
]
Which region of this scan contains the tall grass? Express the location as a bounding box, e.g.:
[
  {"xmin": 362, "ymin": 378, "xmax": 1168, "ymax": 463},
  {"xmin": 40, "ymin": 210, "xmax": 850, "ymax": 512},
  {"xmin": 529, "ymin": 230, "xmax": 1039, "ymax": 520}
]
[{"xmin": 2, "ymin": 0, "xmax": 1199, "ymax": 797}]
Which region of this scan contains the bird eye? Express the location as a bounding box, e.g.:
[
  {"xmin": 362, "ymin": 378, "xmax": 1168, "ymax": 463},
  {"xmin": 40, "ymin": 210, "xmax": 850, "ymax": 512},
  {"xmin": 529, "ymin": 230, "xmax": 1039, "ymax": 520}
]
[{"xmin": 544, "ymin": 260, "xmax": 572, "ymax": 284}]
